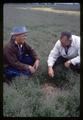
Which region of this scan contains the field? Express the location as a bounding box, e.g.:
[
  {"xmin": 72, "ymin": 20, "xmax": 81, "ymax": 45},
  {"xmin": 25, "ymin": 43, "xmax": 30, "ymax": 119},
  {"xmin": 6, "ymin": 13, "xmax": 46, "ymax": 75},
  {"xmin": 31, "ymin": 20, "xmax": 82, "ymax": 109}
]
[{"xmin": 3, "ymin": 4, "xmax": 80, "ymax": 117}]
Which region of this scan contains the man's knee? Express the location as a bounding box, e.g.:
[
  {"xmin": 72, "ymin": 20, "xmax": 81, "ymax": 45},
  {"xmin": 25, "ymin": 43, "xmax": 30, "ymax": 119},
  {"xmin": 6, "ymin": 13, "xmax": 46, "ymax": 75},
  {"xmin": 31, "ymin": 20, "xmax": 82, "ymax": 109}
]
[{"xmin": 53, "ymin": 56, "xmax": 67, "ymax": 66}]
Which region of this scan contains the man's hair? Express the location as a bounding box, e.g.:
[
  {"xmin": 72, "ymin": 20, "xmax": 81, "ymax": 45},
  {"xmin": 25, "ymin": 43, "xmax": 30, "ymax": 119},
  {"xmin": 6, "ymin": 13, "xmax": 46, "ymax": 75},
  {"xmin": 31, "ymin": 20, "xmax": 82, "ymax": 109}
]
[{"xmin": 60, "ymin": 31, "xmax": 72, "ymax": 40}]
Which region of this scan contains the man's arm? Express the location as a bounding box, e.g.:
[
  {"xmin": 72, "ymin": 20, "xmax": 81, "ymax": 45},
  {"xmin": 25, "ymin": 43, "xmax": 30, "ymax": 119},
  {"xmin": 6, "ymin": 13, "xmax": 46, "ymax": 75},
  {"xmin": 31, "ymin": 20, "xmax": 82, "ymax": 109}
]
[
  {"xmin": 68, "ymin": 36, "xmax": 80, "ymax": 65},
  {"xmin": 64, "ymin": 36, "xmax": 80, "ymax": 68},
  {"xmin": 24, "ymin": 43, "xmax": 40, "ymax": 70},
  {"xmin": 47, "ymin": 40, "xmax": 60, "ymax": 77},
  {"xmin": 4, "ymin": 47, "xmax": 30, "ymax": 71},
  {"xmin": 70, "ymin": 47, "xmax": 80, "ymax": 65},
  {"xmin": 47, "ymin": 40, "xmax": 60, "ymax": 67}
]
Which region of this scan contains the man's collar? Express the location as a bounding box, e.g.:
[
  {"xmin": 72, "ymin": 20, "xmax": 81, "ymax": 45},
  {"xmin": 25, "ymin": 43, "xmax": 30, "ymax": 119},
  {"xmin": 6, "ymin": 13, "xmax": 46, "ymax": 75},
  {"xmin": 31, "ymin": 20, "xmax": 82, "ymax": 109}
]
[{"xmin": 14, "ymin": 41, "xmax": 22, "ymax": 47}]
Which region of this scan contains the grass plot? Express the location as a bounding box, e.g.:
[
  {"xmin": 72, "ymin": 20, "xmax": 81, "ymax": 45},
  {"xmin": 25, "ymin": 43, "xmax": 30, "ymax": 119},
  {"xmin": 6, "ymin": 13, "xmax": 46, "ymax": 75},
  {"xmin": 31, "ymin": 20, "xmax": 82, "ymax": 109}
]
[{"xmin": 3, "ymin": 4, "xmax": 80, "ymax": 117}]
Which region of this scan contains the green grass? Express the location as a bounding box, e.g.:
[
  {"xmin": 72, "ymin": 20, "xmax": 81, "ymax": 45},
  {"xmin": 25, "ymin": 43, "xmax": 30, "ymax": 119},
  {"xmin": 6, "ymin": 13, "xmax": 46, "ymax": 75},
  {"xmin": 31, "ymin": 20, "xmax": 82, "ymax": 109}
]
[{"xmin": 3, "ymin": 4, "xmax": 80, "ymax": 117}]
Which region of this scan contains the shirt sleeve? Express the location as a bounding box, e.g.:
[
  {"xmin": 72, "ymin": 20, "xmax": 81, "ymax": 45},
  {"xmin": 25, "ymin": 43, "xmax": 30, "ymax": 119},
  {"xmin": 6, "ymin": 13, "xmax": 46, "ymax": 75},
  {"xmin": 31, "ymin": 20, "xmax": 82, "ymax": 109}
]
[
  {"xmin": 47, "ymin": 40, "xmax": 60, "ymax": 67},
  {"xmin": 70, "ymin": 47, "xmax": 80, "ymax": 65},
  {"xmin": 70, "ymin": 36, "xmax": 80, "ymax": 65}
]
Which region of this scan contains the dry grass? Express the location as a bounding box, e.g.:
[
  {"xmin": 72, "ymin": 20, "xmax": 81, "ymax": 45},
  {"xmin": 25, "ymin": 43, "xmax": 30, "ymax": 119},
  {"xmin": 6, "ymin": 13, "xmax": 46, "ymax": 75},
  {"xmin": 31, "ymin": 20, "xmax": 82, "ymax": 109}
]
[{"xmin": 29, "ymin": 7, "xmax": 80, "ymax": 15}]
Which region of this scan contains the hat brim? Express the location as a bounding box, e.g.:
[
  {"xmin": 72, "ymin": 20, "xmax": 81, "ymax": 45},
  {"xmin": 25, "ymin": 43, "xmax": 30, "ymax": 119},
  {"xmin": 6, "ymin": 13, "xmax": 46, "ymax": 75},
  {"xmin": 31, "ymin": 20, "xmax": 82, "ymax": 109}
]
[{"xmin": 10, "ymin": 31, "xmax": 28, "ymax": 36}]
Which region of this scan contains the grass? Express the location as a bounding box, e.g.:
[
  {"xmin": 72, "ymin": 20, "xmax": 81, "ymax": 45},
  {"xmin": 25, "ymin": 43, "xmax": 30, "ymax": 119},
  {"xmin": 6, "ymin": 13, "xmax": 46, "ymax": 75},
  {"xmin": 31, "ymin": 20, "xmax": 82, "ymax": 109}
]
[{"xmin": 3, "ymin": 4, "xmax": 80, "ymax": 117}]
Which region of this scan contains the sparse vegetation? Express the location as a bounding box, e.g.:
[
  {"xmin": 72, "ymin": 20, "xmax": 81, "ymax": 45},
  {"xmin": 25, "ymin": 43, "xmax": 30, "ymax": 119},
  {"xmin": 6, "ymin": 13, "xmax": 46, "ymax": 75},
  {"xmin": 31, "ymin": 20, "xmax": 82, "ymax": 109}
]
[{"xmin": 3, "ymin": 4, "xmax": 80, "ymax": 117}]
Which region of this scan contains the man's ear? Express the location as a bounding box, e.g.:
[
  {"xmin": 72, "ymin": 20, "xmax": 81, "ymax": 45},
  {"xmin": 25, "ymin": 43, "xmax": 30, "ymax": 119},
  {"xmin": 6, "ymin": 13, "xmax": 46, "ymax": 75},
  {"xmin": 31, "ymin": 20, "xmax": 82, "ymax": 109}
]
[{"xmin": 11, "ymin": 35, "xmax": 16, "ymax": 40}]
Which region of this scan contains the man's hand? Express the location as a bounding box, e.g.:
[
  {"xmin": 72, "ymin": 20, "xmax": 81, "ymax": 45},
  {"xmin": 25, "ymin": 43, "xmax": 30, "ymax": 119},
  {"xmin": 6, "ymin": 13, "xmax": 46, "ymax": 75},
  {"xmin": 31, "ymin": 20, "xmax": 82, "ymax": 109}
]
[
  {"xmin": 33, "ymin": 59, "xmax": 40, "ymax": 70},
  {"xmin": 28, "ymin": 65, "xmax": 36, "ymax": 74},
  {"xmin": 48, "ymin": 67, "xmax": 54, "ymax": 78},
  {"xmin": 64, "ymin": 60, "xmax": 71, "ymax": 68}
]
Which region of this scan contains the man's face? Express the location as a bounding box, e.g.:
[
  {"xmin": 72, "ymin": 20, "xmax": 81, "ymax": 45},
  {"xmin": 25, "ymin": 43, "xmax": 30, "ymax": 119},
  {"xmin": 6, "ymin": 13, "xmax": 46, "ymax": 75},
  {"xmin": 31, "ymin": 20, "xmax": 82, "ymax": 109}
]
[
  {"xmin": 15, "ymin": 33, "xmax": 27, "ymax": 45},
  {"xmin": 60, "ymin": 36, "xmax": 71, "ymax": 48}
]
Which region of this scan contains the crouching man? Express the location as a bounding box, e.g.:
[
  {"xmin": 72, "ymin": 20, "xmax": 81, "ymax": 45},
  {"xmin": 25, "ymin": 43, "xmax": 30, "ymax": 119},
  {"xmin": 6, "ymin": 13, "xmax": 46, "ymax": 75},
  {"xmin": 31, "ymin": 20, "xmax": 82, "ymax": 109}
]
[
  {"xmin": 47, "ymin": 31, "xmax": 80, "ymax": 78},
  {"xmin": 4, "ymin": 26, "xmax": 40, "ymax": 81}
]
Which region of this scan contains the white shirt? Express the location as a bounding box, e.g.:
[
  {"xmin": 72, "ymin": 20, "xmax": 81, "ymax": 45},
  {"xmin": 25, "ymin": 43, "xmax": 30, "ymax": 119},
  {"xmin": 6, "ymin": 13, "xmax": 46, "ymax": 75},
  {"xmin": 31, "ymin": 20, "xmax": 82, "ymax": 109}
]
[{"xmin": 47, "ymin": 35, "xmax": 80, "ymax": 67}]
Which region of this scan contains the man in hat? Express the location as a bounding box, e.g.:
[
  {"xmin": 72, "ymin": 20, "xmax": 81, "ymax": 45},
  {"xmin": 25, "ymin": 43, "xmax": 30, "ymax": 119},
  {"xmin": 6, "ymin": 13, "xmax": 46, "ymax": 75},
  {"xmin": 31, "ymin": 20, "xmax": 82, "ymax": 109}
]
[
  {"xmin": 4, "ymin": 26, "xmax": 40, "ymax": 82},
  {"xmin": 47, "ymin": 31, "xmax": 80, "ymax": 78}
]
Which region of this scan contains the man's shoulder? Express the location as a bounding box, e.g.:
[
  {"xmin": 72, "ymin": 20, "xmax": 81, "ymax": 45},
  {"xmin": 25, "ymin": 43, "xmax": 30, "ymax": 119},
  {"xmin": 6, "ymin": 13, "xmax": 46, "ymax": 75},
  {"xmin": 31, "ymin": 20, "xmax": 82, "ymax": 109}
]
[
  {"xmin": 55, "ymin": 40, "xmax": 61, "ymax": 47},
  {"xmin": 72, "ymin": 35, "xmax": 80, "ymax": 40},
  {"xmin": 24, "ymin": 42, "xmax": 29, "ymax": 46},
  {"xmin": 4, "ymin": 41, "xmax": 16, "ymax": 52},
  {"xmin": 4, "ymin": 41, "xmax": 10, "ymax": 49},
  {"xmin": 23, "ymin": 42, "xmax": 32, "ymax": 49},
  {"xmin": 71, "ymin": 35, "xmax": 80, "ymax": 46}
]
